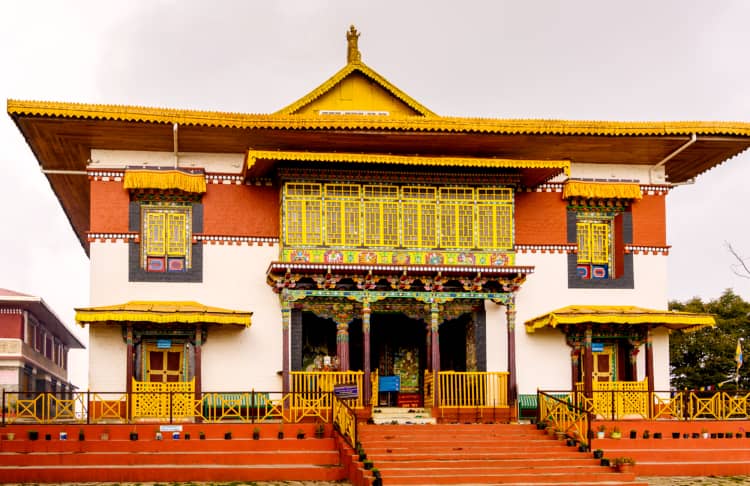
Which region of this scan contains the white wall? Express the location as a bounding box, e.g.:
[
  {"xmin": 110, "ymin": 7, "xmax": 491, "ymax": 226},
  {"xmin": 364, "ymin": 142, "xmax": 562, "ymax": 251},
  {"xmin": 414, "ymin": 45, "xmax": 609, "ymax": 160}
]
[{"xmin": 88, "ymin": 326, "xmax": 126, "ymax": 391}]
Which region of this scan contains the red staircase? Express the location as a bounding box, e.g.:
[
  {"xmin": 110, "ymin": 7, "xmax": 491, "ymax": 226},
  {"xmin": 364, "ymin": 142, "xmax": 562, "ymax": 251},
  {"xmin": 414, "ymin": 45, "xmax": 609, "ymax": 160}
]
[
  {"xmin": 358, "ymin": 423, "xmax": 646, "ymax": 485},
  {"xmin": 593, "ymin": 419, "xmax": 750, "ymax": 477},
  {"xmin": 0, "ymin": 423, "xmax": 346, "ymax": 483}
]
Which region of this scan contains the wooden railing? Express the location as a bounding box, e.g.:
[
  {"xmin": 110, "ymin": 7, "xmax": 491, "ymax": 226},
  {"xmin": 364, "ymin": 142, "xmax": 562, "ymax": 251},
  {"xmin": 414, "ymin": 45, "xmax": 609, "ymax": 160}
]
[
  {"xmin": 539, "ymin": 391, "xmax": 590, "ymax": 446},
  {"xmin": 333, "ymin": 395, "xmax": 357, "ymax": 448},
  {"xmin": 575, "ymin": 379, "xmax": 649, "ymax": 419},
  {"xmin": 132, "ymin": 379, "xmax": 195, "ymax": 419},
  {"xmin": 291, "ymin": 371, "xmax": 366, "ymax": 409},
  {"xmin": 436, "ymin": 371, "xmax": 509, "ymax": 408}
]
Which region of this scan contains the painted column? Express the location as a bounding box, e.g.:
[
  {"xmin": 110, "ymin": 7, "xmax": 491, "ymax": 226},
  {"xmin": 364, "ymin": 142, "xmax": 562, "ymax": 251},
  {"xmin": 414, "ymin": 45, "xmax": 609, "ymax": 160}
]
[
  {"xmin": 362, "ymin": 298, "xmax": 371, "ymax": 405},
  {"xmin": 645, "ymin": 326, "xmax": 654, "ymax": 418},
  {"xmin": 506, "ymin": 302, "xmax": 517, "ymax": 419},
  {"xmin": 570, "ymin": 347, "xmax": 581, "ymax": 392},
  {"xmin": 430, "ymin": 301, "xmax": 440, "ymax": 373},
  {"xmin": 125, "ymin": 324, "xmax": 133, "ymax": 420},
  {"xmin": 281, "ymin": 296, "xmax": 291, "ymax": 395},
  {"xmin": 425, "ymin": 321, "xmax": 432, "ymax": 371},
  {"xmin": 336, "ymin": 321, "xmax": 350, "ymax": 371},
  {"xmin": 583, "ymin": 326, "xmax": 593, "ymax": 401},
  {"xmin": 194, "ymin": 325, "xmax": 203, "ymax": 404}
]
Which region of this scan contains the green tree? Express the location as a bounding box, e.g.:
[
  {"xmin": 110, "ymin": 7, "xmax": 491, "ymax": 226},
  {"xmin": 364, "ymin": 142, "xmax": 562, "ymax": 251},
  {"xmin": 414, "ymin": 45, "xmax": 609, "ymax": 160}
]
[{"xmin": 669, "ymin": 289, "xmax": 750, "ymax": 390}]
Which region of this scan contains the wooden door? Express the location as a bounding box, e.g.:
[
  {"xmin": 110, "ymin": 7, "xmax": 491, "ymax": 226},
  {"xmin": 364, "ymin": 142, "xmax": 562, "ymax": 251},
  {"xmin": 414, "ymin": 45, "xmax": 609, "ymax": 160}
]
[
  {"xmin": 146, "ymin": 344, "xmax": 183, "ymax": 382},
  {"xmin": 592, "ymin": 346, "xmax": 615, "ymax": 382}
]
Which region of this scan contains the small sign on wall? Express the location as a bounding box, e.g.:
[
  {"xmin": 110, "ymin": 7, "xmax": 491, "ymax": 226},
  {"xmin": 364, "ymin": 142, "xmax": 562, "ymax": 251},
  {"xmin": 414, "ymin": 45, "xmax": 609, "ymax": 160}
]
[
  {"xmin": 591, "ymin": 342, "xmax": 604, "ymax": 352},
  {"xmin": 157, "ymin": 339, "xmax": 172, "ymax": 349}
]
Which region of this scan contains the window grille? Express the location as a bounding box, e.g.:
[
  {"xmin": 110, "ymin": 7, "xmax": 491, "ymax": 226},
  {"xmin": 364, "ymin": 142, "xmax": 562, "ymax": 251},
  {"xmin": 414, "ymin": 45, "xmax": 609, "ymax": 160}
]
[
  {"xmin": 577, "ymin": 220, "xmax": 610, "ymax": 264},
  {"xmin": 325, "ymin": 184, "xmax": 361, "ymax": 246},
  {"xmin": 440, "ymin": 187, "xmax": 474, "ymax": 249},
  {"xmin": 141, "ymin": 204, "xmax": 192, "ymax": 270},
  {"xmin": 402, "ymin": 186, "xmax": 437, "ymax": 248}
]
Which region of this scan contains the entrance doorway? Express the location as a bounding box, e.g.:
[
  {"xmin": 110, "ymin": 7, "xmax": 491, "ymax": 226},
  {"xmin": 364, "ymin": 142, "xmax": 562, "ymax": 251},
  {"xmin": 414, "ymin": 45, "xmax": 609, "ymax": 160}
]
[
  {"xmin": 593, "ymin": 344, "xmax": 615, "ymax": 382},
  {"xmin": 371, "ymin": 313, "xmax": 426, "ymax": 407},
  {"xmin": 144, "ymin": 341, "xmax": 185, "ymax": 382}
]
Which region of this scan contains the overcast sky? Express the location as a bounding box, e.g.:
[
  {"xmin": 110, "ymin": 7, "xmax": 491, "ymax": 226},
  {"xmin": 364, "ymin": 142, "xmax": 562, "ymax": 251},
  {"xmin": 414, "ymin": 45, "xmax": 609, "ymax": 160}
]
[{"xmin": 2, "ymin": 0, "xmax": 750, "ymax": 388}]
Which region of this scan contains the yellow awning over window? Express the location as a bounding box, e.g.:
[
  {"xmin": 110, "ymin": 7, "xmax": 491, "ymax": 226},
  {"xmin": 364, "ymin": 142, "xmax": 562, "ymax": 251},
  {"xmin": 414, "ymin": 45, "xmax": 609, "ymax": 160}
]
[
  {"xmin": 524, "ymin": 305, "xmax": 714, "ymax": 333},
  {"xmin": 123, "ymin": 169, "xmax": 207, "ymax": 194},
  {"xmin": 562, "ymin": 180, "xmax": 642, "ymax": 200},
  {"xmin": 75, "ymin": 301, "xmax": 251, "ymax": 327}
]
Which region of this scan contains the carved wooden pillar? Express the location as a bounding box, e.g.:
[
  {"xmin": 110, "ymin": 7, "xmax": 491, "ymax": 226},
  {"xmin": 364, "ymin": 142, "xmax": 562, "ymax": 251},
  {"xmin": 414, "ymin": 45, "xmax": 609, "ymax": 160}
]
[
  {"xmin": 430, "ymin": 302, "xmax": 440, "ymax": 373},
  {"xmin": 506, "ymin": 303, "xmax": 518, "ymax": 419},
  {"xmin": 336, "ymin": 321, "xmax": 350, "ymax": 371},
  {"xmin": 570, "ymin": 347, "xmax": 581, "ymax": 392},
  {"xmin": 645, "ymin": 326, "xmax": 654, "ymax": 418},
  {"xmin": 281, "ymin": 297, "xmax": 291, "ymax": 395},
  {"xmin": 194, "ymin": 325, "xmax": 203, "ymax": 404},
  {"xmin": 125, "ymin": 324, "xmax": 134, "ymax": 420},
  {"xmin": 362, "ymin": 299, "xmax": 371, "ymax": 405},
  {"xmin": 583, "ymin": 326, "xmax": 593, "ymax": 401},
  {"xmin": 425, "ymin": 321, "xmax": 432, "ymax": 371}
]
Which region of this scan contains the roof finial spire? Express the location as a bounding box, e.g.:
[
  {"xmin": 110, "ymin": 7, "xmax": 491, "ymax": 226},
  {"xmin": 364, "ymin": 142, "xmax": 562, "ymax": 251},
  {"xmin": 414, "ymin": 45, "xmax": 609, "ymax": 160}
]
[{"xmin": 346, "ymin": 25, "xmax": 361, "ymax": 63}]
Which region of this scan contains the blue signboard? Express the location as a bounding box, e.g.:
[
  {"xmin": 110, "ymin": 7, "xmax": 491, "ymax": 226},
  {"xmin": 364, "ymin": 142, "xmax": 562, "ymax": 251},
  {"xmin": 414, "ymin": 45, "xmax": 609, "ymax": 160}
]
[
  {"xmin": 379, "ymin": 375, "xmax": 401, "ymax": 392},
  {"xmin": 157, "ymin": 339, "xmax": 172, "ymax": 349},
  {"xmin": 334, "ymin": 383, "xmax": 359, "ymax": 399},
  {"xmin": 591, "ymin": 342, "xmax": 604, "ymax": 352}
]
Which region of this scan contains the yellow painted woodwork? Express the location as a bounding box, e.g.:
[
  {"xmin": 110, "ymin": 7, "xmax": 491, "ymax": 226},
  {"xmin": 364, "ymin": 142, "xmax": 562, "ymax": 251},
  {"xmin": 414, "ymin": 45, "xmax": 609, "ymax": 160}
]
[
  {"xmin": 141, "ymin": 204, "xmax": 191, "ymax": 265},
  {"xmin": 123, "ymin": 169, "xmax": 206, "ymax": 194},
  {"xmin": 131, "ymin": 378, "xmax": 194, "ymax": 419},
  {"xmin": 525, "ymin": 305, "xmax": 715, "ymax": 333},
  {"xmin": 282, "ymin": 181, "xmax": 514, "ymax": 251},
  {"xmin": 75, "ymin": 301, "xmax": 252, "ymax": 327},
  {"xmin": 290, "ymin": 371, "xmax": 366, "ymax": 409},
  {"xmin": 294, "ymin": 72, "xmax": 421, "ymax": 117},
  {"xmin": 538, "ymin": 393, "xmax": 589, "ymax": 446},
  {"xmin": 577, "ymin": 220, "xmax": 610, "ymax": 265},
  {"xmin": 563, "ymin": 180, "xmax": 642, "ymax": 200},
  {"xmin": 436, "ymin": 371, "xmax": 509, "ymax": 408}
]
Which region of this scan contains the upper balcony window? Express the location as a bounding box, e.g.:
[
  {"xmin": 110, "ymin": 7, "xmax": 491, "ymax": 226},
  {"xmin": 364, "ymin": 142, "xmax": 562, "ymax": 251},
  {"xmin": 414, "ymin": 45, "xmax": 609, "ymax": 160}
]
[
  {"xmin": 141, "ymin": 204, "xmax": 192, "ymax": 273},
  {"xmin": 282, "ymin": 182, "xmax": 514, "ymax": 251}
]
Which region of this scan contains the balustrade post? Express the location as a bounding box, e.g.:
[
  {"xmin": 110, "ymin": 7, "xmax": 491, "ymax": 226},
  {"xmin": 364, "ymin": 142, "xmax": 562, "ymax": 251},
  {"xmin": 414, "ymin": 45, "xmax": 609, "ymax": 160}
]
[
  {"xmin": 169, "ymin": 390, "xmax": 173, "ymax": 424},
  {"xmin": 281, "ymin": 296, "xmax": 291, "ymax": 395},
  {"xmin": 86, "ymin": 390, "xmax": 91, "ymax": 424},
  {"xmin": 2, "ymin": 389, "xmax": 5, "ymax": 426},
  {"xmin": 362, "ymin": 299, "xmax": 371, "ymax": 406}
]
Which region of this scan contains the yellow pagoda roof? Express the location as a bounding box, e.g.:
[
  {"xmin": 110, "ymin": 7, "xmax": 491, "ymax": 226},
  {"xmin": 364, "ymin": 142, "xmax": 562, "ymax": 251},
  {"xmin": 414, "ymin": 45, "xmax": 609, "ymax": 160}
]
[
  {"xmin": 562, "ymin": 180, "xmax": 643, "ymax": 200},
  {"xmin": 123, "ymin": 168, "xmax": 207, "ymax": 193},
  {"xmin": 75, "ymin": 301, "xmax": 252, "ymax": 327},
  {"xmin": 524, "ymin": 305, "xmax": 715, "ymax": 333},
  {"xmin": 8, "ymin": 98, "xmax": 750, "ymax": 137}
]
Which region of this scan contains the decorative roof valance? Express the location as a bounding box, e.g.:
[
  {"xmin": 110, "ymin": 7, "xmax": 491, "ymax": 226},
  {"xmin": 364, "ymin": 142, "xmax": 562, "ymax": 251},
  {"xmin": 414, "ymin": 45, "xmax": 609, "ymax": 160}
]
[
  {"xmin": 562, "ymin": 180, "xmax": 642, "ymax": 200},
  {"xmin": 248, "ymin": 149, "xmax": 571, "ymax": 173},
  {"xmin": 524, "ymin": 305, "xmax": 714, "ymax": 334},
  {"xmin": 75, "ymin": 301, "xmax": 251, "ymax": 327},
  {"xmin": 123, "ymin": 169, "xmax": 206, "ymax": 194}
]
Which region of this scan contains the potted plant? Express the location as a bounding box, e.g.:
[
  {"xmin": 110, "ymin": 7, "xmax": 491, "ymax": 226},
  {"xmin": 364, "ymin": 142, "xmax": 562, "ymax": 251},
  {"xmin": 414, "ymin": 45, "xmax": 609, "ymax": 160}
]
[
  {"xmin": 315, "ymin": 422, "xmax": 325, "ymax": 439},
  {"xmin": 199, "ymin": 431, "xmax": 206, "ymax": 440},
  {"xmin": 5, "ymin": 432, "xmax": 15, "ymax": 441},
  {"xmin": 612, "ymin": 456, "xmax": 635, "ymax": 473},
  {"xmin": 726, "ymin": 431, "xmax": 734, "ymax": 438},
  {"xmin": 600, "ymin": 457, "xmax": 610, "ymax": 467},
  {"xmin": 100, "ymin": 429, "xmax": 110, "ymax": 441},
  {"xmin": 296, "ymin": 428, "xmax": 305, "ymax": 439},
  {"xmin": 129, "ymin": 427, "xmax": 138, "ymax": 441},
  {"xmin": 593, "ymin": 448, "xmax": 603, "ymax": 459},
  {"xmin": 184, "ymin": 432, "xmax": 190, "ymax": 440},
  {"xmin": 78, "ymin": 429, "xmax": 85, "ymax": 441},
  {"xmin": 224, "ymin": 430, "xmax": 232, "ymax": 440},
  {"xmin": 363, "ymin": 459, "xmax": 374, "ymax": 470},
  {"xmin": 642, "ymin": 429, "xmax": 650, "ymax": 439},
  {"xmin": 629, "ymin": 429, "xmax": 637, "ymax": 439},
  {"xmin": 371, "ymin": 467, "xmax": 382, "ymax": 486},
  {"xmin": 44, "ymin": 433, "xmax": 52, "ymax": 441},
  {"xmin": 28, "ymin": 430, "xmax": 39, "ymax": 441},
  {"xmin": 596, "ymin": 424, "xmax": 606, "ymax": 439},
  {"xmin": 672, "ymin": 431, "xmax": 680, "ymax": 439},
  {"xmin": 154, "ymin": 429, "xmax": 162, "ymax": 441},
  {"xmin": 653, "ymin": 432, "xmax": 662, "ymax": 439},
  {"xmin": 610, "ymin": 427, "xmax": 621, "ymax": 439},
  {"xmin": 277, "ymin": 424, "xmax": 284, "ymax": 440},
  {"xmin": 252, "ymin": 427, "xmax": 260, "ymax": 440},
  {"xmin": 701, "ymin": 428, "xmax": 709, "ymax": 439}
]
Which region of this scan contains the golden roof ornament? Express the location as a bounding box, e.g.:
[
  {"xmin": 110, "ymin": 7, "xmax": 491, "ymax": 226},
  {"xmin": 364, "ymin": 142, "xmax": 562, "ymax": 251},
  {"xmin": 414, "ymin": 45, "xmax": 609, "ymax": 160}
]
[{"xmin": 346, "ymin": 25, "xmax": 361, "ymax": 63}]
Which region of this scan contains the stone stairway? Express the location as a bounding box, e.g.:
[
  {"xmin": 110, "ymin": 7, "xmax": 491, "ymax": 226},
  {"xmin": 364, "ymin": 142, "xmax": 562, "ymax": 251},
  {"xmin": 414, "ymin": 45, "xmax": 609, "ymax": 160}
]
[
  {"xmin": 358, "ymin": 423, "xmax": 646, "ymax": 485},
  {"xmin": 370, "ymin": 407, "xmax": 436, "ymax": 425},
  {"xmin": 0, "ymin": 423, "xmax": 346, "ymax": 483}
]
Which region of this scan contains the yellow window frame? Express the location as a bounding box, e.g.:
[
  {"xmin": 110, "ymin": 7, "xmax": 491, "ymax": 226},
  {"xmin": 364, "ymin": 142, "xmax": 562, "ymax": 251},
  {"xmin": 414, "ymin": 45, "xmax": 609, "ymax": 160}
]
[
  {"xmin": 141, "ymin": 204, "xmax": 191, "ymax": 267},
  {"xmin": 577, "ymin": 220, "xmax": 610, "ymax": 265},
  {"xmin": 324, "ymin": 184, "xmax": 361, "ymax": 246},
  {"xmin": 439, "ymin": 187, "xmax": 474, "ymax": 249},
  {"xmin": 402, "ymin": 186, "xmax": 437, "ymax": 248},
  {"xmin": 284, "ymin": 183, "xmax": 322, "ymax": 245}
]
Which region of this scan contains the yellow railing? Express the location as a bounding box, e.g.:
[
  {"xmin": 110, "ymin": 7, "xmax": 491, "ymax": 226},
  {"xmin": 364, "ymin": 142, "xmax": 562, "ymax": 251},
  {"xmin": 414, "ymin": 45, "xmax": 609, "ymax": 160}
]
[
  {"xmin": 436, "ymin": 371, "xmax": 509, "ymax": 408},
  {"xmin": 333, "ymin": 395, "xmax": 357, "ymax": 447},
  {"xmin": 291, "ymin": 371, "xmax": 365, "ymax": 409},
  {"xmin": 131, "ymin": 379, "xmax": 194, "ymax": 419},
  {"xmin": 539, "ymin": 392, "xmax": 589, "ymax": 446},
  {"xmin": 370, "ymin": 369, "xmax": 379, "ymax": 407},
  {"xmin": 423, "ymin": 370, "xmax": 434, "ymax": 408},
  {"xmin": 575, "ymin": 380, "xmax": 649, "ymax": 419}
]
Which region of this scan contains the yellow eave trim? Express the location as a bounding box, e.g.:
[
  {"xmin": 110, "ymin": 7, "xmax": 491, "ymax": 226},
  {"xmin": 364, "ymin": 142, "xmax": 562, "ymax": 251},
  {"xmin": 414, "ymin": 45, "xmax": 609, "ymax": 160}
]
[
  {"xmin": 10, "ymin": 99, "xmax": 750, "ymax": 136},
  {"xmin": 524, "ymin": 305, "xmax": 715, "ymax": 333},
  {"xmin": 75, "ymin": 301, "xmax": 252, "ymax": 327},
  {"xmin": 273, "ymin": 61, "xmax": 437, "ymax": 117},
  {"xmin": 248, "ymin": 149, "xmax": 571, "ymax": 172},
  {"xmin": 562, "ymin": 180, "xmax": 642, "ymax": 200},
  {"xmin": 123, "ymin": 169, "xmax": 207, "ymax": 194}
]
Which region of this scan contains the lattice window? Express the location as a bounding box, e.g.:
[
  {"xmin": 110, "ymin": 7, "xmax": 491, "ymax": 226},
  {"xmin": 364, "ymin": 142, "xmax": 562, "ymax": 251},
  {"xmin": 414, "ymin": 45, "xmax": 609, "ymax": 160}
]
[
  {"xmin": 363, "ymin": 185, "xmax": 399, "ymax": 247},
  {"xmin": 577, "ymin": 220, "xmax": 611, "ymax": 264},
  {"xmin": 477, "ymin": 188, "xmax": 513, "ymax": 250},
  {"xmin": 141, "ymin": 204, "xmax": 191, "ymax": 272},
  {"xmin": 284, "ymin": 183, "xmax": 322, "ymax": 245},
  {"xmin": 402, "ymin": 186, "xmax": 437, "ymax": 248},
  {"xmin": 325, "ymin": 184, "xmax": 361, "ymax": 246},
  {"xmin": 439, "ymin": 187, "xmax": 475, "ymax": 249}
]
